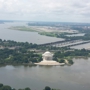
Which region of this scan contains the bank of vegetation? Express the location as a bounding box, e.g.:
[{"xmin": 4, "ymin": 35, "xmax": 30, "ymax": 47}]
[
  {"xmin": 10, "ymin": 26, "xmax": 90, "ymax": 41},
  {"xmin": 39, "ymin": 32, "xmax": 90, "ymax": 41},
  {"xmin": 0, "ymin": 39, "xmax": 41, "ymax": 65},
  {"xmin": 38, "ymin": 25, "xmax": 90, "ymax": 41},
  {"xmin": 0, "ymin": 39, "xmax": 90, "ymax": 65},
  {"xmin": 10, "ymin": 26, "xmax": 37, "ymax": 32},
  {"xmin": 0, "ymin": 83, "xmax": 60, "ymax": 90},
  {"xmin": 0, "ymin": 39, "xmax": 67, "ymax": 65},
  {"xmin": 54, "ymin": 49, "xmax": 90, "ymax": 65}
]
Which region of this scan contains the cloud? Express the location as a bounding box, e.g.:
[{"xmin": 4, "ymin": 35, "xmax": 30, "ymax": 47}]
[{"xmin": 0, "ymin": 0, "xmax": 90, "ymax": 22}]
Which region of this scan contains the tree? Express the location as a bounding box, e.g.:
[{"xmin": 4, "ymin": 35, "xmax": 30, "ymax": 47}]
[
  {"xmin": 0, "ymin": 83, "xmax": 3, "ymax": 87},
  {"xmin": 18, "ymin": 89, "xmax": 23, "ymax": 90},
  {"xmin": 24, "ymin": 87, "xmax": 31, "ymax": 90},
  {"xmin": 44, "ymin": 86, "xmax": 51, "ymax": 90},
  {"xmin": 1, "ymin": 85, "xmax": 11, "ymax": 90},
  {"xmin": 59, "ymin": 59, "xmax": 64, "ymax": 63}
]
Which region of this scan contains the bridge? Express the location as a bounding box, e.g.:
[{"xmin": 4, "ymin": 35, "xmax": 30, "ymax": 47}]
[{"xmin": 39, "ymin": 40, "xmax": 90, "ymax": 47}]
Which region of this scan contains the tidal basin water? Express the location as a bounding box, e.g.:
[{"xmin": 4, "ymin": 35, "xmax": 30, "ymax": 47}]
[
  {"xmin": 0, "ymin": 58, "xmax": 90, "ymax": 90},
  {"xmin": 66, "ymin": 33, "xmax": 85, "ymax": 37},
  {"xmin": 71, "ymin": 43, "xmax": 90, "ymax": 49},
  {"xmin": 0, "ymin": 22, "xmax": 64, "ymax": 44}
]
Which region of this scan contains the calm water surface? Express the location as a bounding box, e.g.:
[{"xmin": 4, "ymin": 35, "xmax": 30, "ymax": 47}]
[
  {"xmin": 66, "ymin": 33, "xmax": 85, "ymax": 37},
  {"xmin": 71, "ymin": 43, "xmax": 90, "ymax": 49},
  {"xmin": 0, "ymin": 58, "xmax": 90, "ymax": 90},
  {"xmin": 0, "ymin": 22, "xmax": 64, "ymax": 44},
  {"xmin": 0, "ymin": 22, "xmax": 90, "ymax": 90}
]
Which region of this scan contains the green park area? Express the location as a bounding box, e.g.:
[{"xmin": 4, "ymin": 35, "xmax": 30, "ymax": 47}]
[
  {"xmin": 0, "ymin": 39, "xmax": 90, "ymax": 65},
  {"xmin": 10, "ymin": 26, "xmax": 90, "ymax": 41}
]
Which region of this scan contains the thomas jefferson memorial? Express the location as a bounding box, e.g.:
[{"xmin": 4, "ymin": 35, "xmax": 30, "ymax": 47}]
[{"xmin": 35, "ymin": 51, "xmax": 64, "ymax": 65}]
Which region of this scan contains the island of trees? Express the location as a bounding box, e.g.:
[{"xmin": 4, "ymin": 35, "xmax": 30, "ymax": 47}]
[{"xmin": 0, "ymin": 39, "xmax": 90, "ymax": 65}]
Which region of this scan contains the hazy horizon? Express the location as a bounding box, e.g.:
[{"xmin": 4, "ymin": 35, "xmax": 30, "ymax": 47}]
[{"xmin": 1, "ymin": 20, "xmax": 90, "ymax": 24}]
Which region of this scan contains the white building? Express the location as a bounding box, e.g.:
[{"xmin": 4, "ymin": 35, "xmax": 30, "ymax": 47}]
[
  {"xmin": 42, "ymin": 51, "xmax": 53, "ymax": 61},
  {"xmin": 34, "ymin": 51, "xmax": 65, "ymax": 65}
]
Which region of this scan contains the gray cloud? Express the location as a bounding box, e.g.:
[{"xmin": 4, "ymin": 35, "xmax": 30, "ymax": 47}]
[{"xmin": 0, "ymin": 0, "xmax": 90, "ymax": 22}]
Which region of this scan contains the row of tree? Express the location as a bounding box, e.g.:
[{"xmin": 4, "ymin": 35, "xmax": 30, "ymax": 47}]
[
  {"xmin": 0, "ymin": 39, "xmax": 69, "ymax": 65},
  {"xmin": 0, "ymin": 48, "xmax": 42, "ymax": 64},
  {"xmin": 0, "ymin": 39, "xmax": 64, "ymax": 50},
  {"xmin": 0, "ymin": 38, "xmax": 90, "ymax": 65},
  {"xmin": 0, "ymin": 83, "xmax": 59, "ymax": 90},
  {"xmin": 39, "ymin": 28, "xmax": 90, "ymax": 40},
  {"xmin": 53, "ymin": 49, "xmax": 90, "ymax": 64}
]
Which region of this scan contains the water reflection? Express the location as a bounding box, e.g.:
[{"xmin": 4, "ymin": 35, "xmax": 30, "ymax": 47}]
[{"xmin": 0, "ymin": 58, "xmax": 90, "ymax": 90}]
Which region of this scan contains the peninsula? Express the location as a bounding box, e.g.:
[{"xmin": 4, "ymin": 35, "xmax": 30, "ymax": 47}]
[{"xmin": 0, "ymin": 39, "xmax": 90, "ymax": 66}]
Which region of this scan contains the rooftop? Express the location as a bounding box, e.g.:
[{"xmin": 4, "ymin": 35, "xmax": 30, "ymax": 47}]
[{"xmin": 42, "ymin": 51, "xmax": 53, "ymax": 56}]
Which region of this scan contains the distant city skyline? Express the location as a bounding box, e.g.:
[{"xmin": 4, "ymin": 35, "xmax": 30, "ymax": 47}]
[{"xmin": 0, "ymin": 0, "xmax": 90, "ymax": 23}]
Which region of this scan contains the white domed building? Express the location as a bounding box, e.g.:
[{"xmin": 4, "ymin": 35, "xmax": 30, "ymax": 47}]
[{"xmin": 35, "ymin": 51, "xmax": 65, "ymax": 65}]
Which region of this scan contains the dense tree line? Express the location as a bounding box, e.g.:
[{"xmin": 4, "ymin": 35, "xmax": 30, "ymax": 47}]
[
  {"xmin": 39, "ymin": 28, "xmax": 90, "ymax": 40},
  {"xmin": 0, "ymin": 83, "xmax": 59, "ymax": 90},
  {"xmin": 54, "ymin": 49, "xmax": 89, "ymax": 58},
  {"xmin": 0, "ymin": 39, "xmax": 69, "ymax": 65},
  {"xmin": 0, "ymin": 39, "xmax": 38, "ymax": 49},
  {"xmin": 0, "ymin": 39, "xmax": 64, "ymax": 50},
  {"xmin": 0, "ymin": 48, "xmax": 42, "ymax": 64},
  {"xmin": 53, "ymin": 49, "xmax": 90, "ymax": 64},
  {"xmin": 0, "ymin": 39, "xmax": 90, "ymax": 65}
]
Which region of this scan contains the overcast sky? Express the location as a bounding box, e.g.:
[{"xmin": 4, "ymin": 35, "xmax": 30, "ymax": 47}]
[{"xmin": 0, "ymin": 0, "xmax": 90, "ymax": 22}]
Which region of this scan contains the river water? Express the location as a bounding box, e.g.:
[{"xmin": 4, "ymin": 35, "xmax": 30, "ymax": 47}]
[
  {"xmin": 0, "ymin": 22, "xmax": 90, "ymax": 48},
  {"xmin": 0, "ymin": 22, "xmax": 90, "ymax": 90},
  {"xmin": 71, "ymin": 43, "xmax": 90, "ymax": 49},
  {"xmin": 0, "ymin": 58, "xmax": 90, "ymax": 90},
  {"xmin": 66, "ymin": 33, "xmax": 85, "ymax": 37},
  {"xmin": 0, "ymin": 22, "xmax": 64, "ymax": 44}
]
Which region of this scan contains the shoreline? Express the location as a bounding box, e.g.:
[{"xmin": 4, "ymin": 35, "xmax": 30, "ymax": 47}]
[
  {"xmin": 9, "ymin": 26, "xmax": 78, "ymax": 38},
  {"xmin": 0, "ymin": 56, "xmax": 89, "ymax": 66}
]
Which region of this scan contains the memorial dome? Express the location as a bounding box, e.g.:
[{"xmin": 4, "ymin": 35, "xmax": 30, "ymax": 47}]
[
  {"xmin": 34, "ymin": 51, "xmax": 65, "ymax": 66},
  {"xmin": 42, "ymin": 51, "xmax": 53, "ymax": 57}
]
